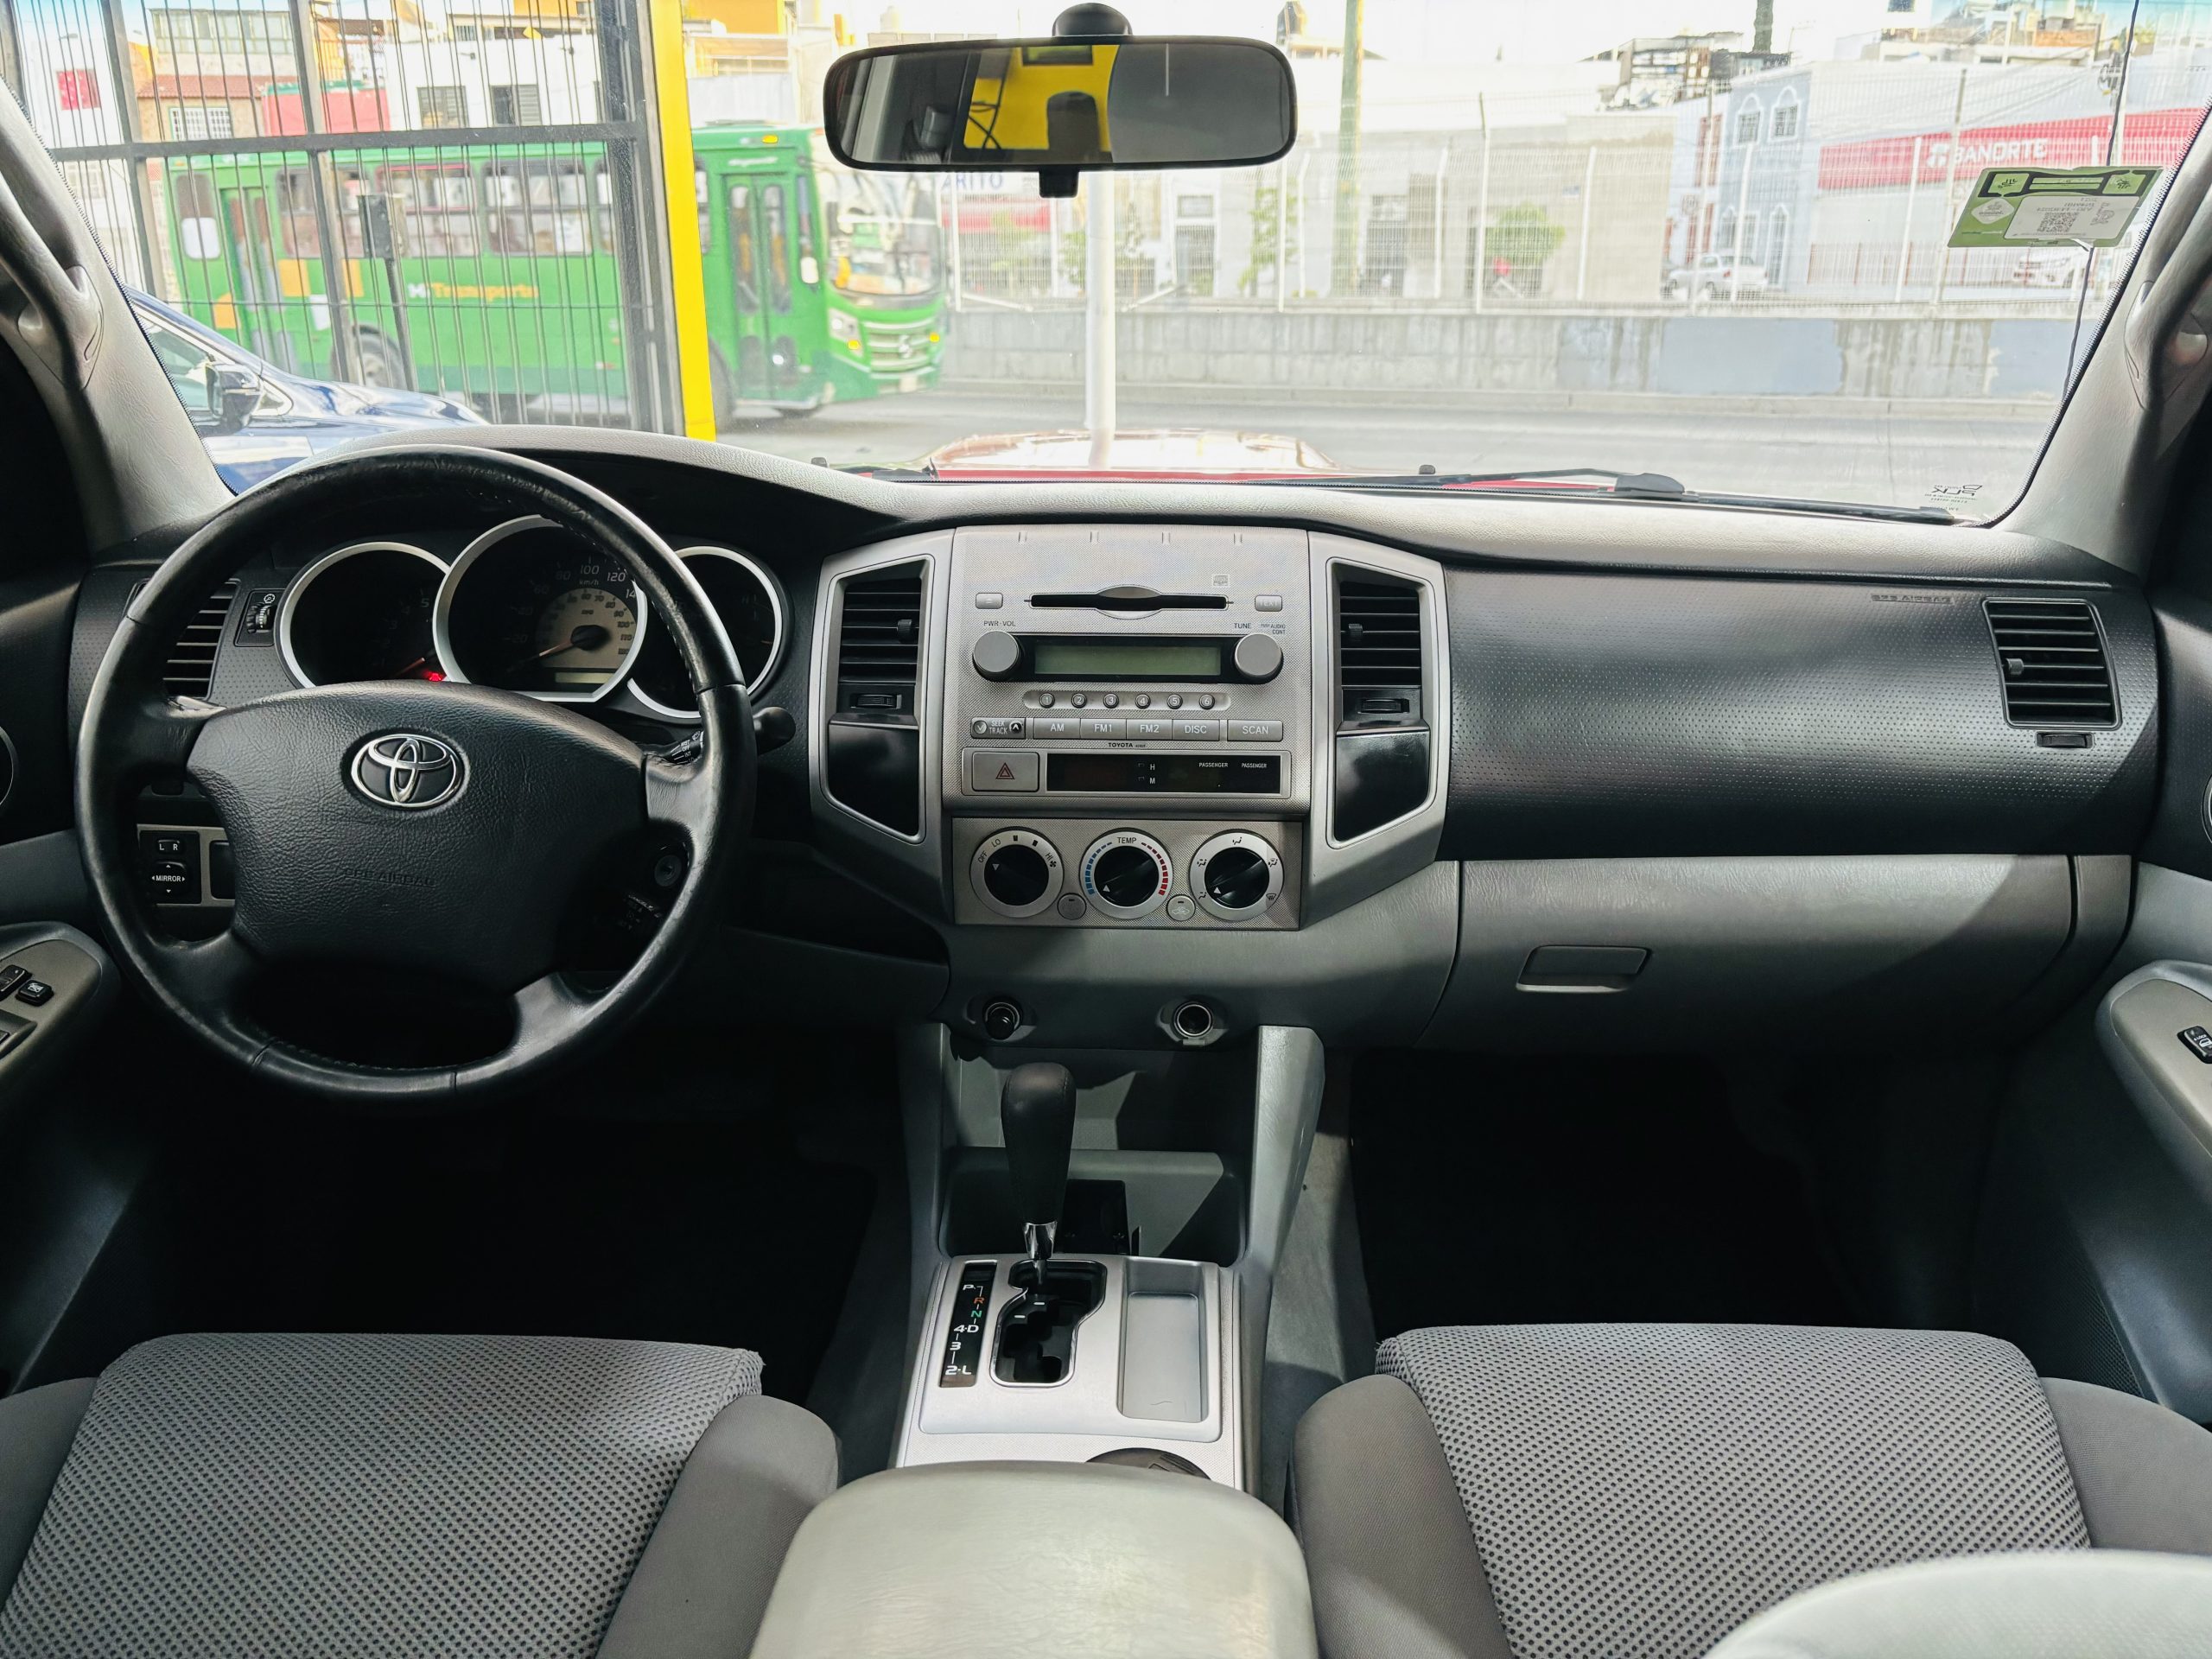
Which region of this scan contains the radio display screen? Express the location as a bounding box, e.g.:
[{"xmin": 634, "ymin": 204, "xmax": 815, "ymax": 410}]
[
  {"xmin": 1048, "ymin": 753, "xmax": 1281, "ymax": 794},
  {"xmin": 1030, "ymin": 639, "xmax": 1224, "ymax": 679}
]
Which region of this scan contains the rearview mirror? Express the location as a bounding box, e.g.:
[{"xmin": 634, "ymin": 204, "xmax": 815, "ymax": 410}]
[{"xmin": 823, "ymin": 35, "xmax": 1295, "ymax": 190}]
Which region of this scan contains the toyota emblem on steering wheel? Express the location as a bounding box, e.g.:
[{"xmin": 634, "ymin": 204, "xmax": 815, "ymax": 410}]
[{"xmin": 351, "ymin": 733, "xmax": 465, "ymax": 809}]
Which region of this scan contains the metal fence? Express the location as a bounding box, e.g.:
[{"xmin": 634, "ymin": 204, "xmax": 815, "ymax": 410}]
[
  {"xmin": 1, "ymin": 0, "xmax": 680, "ymax": 428},
  {"xmin": 937, "ymin": 54, "xmax": 2212, "ymax": 321}
]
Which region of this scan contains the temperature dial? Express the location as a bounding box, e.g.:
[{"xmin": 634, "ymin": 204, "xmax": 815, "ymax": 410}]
[
  {"xmin": 1189, "ymin": 830, "xmax": 1284, "ymax": 921},
  {"xmin": 972, "ymin": 829, "xmax": 1064, "ymax": 919},
  {"xmin": 1079, "ymin": 830, "xmax": 1173, "ymax": 920}
]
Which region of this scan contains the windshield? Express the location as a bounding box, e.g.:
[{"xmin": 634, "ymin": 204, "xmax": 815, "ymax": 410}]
[{"xmin": 7, "ymin": 0, "xmax": 2207, "ymax": 519}]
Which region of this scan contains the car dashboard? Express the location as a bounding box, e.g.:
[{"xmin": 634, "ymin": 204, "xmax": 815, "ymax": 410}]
[{"xmin": 66, "ymin": 428, "xmax": 2163, "ymax": 1057}]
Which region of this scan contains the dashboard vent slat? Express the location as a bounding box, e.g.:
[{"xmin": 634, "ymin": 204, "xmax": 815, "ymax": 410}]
[
  {"xmin": 838, "ymin": 569, "xmax": 924, "ymax": 680},
  {"xmin": 1985, "ymin": 598, "xmax": 2117, "ymax": 728},
  {"xmin": 162, "ymin": 578, "xmax": 240, "ymax": 699},
  {"xmin": 1337, "ymin": 578, "xmax": 1424, "ymax": 689}
]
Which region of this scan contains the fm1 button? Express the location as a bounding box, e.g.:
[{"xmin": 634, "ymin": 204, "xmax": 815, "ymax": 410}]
[{"xmin": 966, "ymin": 750, "xmax": 1040, "ymax": 792}]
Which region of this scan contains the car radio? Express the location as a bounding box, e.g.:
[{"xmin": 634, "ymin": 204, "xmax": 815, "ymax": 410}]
[{"xmin": 944, "ymin": 524, "xmax": 1312, "ymax": 813}]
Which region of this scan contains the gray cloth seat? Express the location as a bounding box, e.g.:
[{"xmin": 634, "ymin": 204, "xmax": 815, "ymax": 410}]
[
  {"xmin": 1292, "ymin": 1323, "xmax": 2212, "ymax": 1659},
  {"xmin": 0, "ymin": 1332, "xmax": 841, "ymax": 1659}
]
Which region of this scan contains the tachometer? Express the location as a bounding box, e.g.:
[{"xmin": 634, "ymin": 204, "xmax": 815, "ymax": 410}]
[
  {"xmin": 279, "ymin": 542, "xmax": 450, "ymax": 686},
  {"xmin": 435, "ymin": 518, "xmax": 650, "ymax": 702}
]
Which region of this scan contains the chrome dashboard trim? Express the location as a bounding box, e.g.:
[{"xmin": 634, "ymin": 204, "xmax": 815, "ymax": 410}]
[
  {"xmin": 432, "ymin": 514, "xmax": 652, "ymax": 705},
  {"xmin": 628, "ymin": 543, "xmax": 787, "ymax": 721},
  {"xmin": 276, "ymin": 540, "xmax": 449, "ymax": 690}
]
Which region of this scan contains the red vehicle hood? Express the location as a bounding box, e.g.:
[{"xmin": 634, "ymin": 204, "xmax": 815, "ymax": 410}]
[{"xmin": 912, "ymin": 428, "xmax": 1341, "ymax": 480}]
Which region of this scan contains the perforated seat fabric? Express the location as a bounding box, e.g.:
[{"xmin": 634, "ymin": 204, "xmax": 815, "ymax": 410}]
[
  {"xmin": 0, "ymin": 1332, "xmax": 839, "ymax": 1659},
  {"xmin": 1293, "ymin": 1323, "xmax": 2212, "ymax": 1659}
]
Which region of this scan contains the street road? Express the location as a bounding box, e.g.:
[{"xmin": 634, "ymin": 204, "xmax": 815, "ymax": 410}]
[{"xmin": 719, "ymin": 386, "xmax": 2056, "ymax": 514}]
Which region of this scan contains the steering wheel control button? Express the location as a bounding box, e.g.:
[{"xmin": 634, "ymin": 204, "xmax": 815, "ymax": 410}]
[
  {"xmin": 1229, "ymin": 720, "xmax": 1285, "ymax": 742},
  {"xmin": 351, "ymin": 733, "xmax": 465, "ymax": 810},
  {"xmin": 1173, "ymin": 719, "xmax": 1224, "ymax": 741},
  {"xmin": 1080, "ymin": 830, "xmax": 1174, "ymax": 921},
  {"xmin": 14, "ymin": 979, "xmax": 53, "ymax": 1007},
  {"xmin": 208, "ymin": 841, "xmax": 236, "ymax": 901},
  {"xmin": 1190, "ymin": 830, "xmax": 1286, "ymax": 922},
  {"xmin": 2180, "ymin": 1026, "xmax": 2212, "ymax": 1064},
  {"xmin": 1166, "ymin": 894, "xmax": 1197, "ymax": 922},
  {"xmin": 972, "ymin": 829, "xmax": 1064, "ymax": 918},
  {"xmin": 967, "ymin": 750, "xmax": 1040, "ymax": 793}
]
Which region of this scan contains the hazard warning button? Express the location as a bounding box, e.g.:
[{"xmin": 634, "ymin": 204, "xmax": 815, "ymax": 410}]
[{"xmin": 964, "ymin": 749, "xmax": 1040, "ymax": 792}]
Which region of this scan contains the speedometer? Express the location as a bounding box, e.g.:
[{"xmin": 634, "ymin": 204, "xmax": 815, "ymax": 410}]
[{"xmin": 435, "ymin": 518, "xmax": 650, "ymax": 702}]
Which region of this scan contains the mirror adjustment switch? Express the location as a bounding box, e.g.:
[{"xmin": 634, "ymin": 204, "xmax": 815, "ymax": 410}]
[{"xmin": 2179, "ymin": 1026, "xmax": 2212, "ymax": 1064}]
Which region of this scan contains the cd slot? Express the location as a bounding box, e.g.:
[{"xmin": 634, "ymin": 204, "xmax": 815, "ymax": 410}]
[{"xmin": 1030, "ymin": 592, "xmax": 1229, "ymax": 611}]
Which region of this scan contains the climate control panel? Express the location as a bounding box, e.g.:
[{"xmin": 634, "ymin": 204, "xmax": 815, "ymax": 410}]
[{"xmin": 955, "ymin": 818, "xmax": 1299, "ymax": 930}]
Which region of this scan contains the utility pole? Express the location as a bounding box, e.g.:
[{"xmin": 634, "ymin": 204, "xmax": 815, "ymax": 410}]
[{"xmin": 1330, "ymin": 0, "xmax": 1364, "ymax": 296}]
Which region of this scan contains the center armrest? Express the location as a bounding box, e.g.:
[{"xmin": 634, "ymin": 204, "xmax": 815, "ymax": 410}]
[{"xmin": 748, "ymin": 1460, "xmax": 1316, "ymax": 1659}]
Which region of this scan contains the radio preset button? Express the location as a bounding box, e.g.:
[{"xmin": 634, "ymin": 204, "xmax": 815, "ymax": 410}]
[
  {"xmin": 1166, "ymin": 694, "xmax": 1184, "ymax": 709},
  {"xmin": 1038, "ymin": 691, "xmax": 1056, "ymax": 708},
  {"xmin": 1071, "ymin": 692, "xmax": 1089, "ymax": 709},
  {"xmin": 1102, "ymin": 692, "xmax": 1119, "ymax": 709},
  {"xmin": 1135, "ymin": 694, "xmax": 1152, "ymax": 709},
  {"xmin": 1198, "ymin": 694, "xmax": 1217, "ymax": 709},
  {"xmin": 1229, "ymin": 719, "xmax": 1284, "ymax": 742},
  {"xmin": 1173, "ymin": 719, "xmax": 1224, "ymax": 741},
  {"xmin": 1080, "ymin": 717, "xmax": 1127, "ymax": 739},
  {"xmin": 966, "ymin": 750, "xmax": 1040, "ymax": 792}
]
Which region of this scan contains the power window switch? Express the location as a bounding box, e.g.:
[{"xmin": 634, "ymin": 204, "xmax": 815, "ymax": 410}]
[
  {"xmin": 2179, "ymin": 1026, "xmax": 2212, "ymax": 1064},
  {"xmin": 0, "ymin": 1009, "xmax": 31, "ymax": 1058},
  {"xmin": 0, "ymin": 966, "xmax": 25, "ymax": 1000}
]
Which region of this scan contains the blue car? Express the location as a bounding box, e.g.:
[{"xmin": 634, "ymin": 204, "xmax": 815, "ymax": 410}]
[{"xmin": 127, "ymin": 288, "xmax": 484, "ymax": 490}]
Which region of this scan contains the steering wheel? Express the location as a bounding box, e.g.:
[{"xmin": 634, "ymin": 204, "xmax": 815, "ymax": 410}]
[{"xmin": 76, "ymin": 447, "xmax": 754, "ymax": 1108}]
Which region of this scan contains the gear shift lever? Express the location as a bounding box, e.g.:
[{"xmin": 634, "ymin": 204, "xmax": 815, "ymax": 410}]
[{"xmin": 1001, "ymin": 1062, "xmax": 1075, "ymax": 1281}]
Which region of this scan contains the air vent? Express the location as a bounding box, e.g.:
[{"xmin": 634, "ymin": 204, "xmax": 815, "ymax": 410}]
[
  {"xmin": 1332, "ymin": 566, "xmax": 1432, "ymax": 841},
  {"xmin": 837, "ymin": 566, "xmax": 924, "ymax": 687},
  {"xmin": 1985, "ymin": 598, "xmax": 2117, "ymax": 728},
  {"xmin": 164, "ymin": 578, "xmax": 240, "ymax": 699}
]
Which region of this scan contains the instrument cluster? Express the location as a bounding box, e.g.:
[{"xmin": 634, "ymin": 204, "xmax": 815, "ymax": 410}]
[{"xmin": 276, "ymin": 518, "xmax": 787, "ymax": 721}]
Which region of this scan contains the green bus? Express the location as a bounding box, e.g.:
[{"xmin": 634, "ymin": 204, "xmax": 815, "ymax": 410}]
[{"xmin": 161, "ymin": 122, "xmax": 945, "ymax": 425}]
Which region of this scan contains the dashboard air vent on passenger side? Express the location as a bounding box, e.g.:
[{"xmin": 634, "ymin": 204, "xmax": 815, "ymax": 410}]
[
  {"xmin": 1332, "ymin": 567, "xmax": 1431, "ymax": 840},
  {"xmin": 826, "ymin": 561, "xmax": 926, "ymax": 837},
  {"xmin": 1984, "ymin": 598, "xmax": 2117, "ymax": 728},
  {"xmin": 163, "ymin": 578, "xmax": 241, "ymax": 699}
]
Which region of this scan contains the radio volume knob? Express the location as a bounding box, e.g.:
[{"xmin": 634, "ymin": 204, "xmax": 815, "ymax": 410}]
[
  {"xmin": 1233, "ymin": 633, "xmax": 1283, "ymax": 682},
  {"xmin": 972, "ymin": 631, "xmax": 1021, "ymax": 680}
]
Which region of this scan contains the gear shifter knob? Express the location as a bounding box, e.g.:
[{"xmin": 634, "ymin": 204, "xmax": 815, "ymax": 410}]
[{"xmin": 1001, "ymin": 1062, "xmax": 1076, "ymax": 1265}]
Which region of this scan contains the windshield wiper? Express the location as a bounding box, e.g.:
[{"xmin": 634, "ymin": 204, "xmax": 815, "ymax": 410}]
[{"xmin": 1256, "ymin": 467, "xmax": 1958, "ymax": 524}]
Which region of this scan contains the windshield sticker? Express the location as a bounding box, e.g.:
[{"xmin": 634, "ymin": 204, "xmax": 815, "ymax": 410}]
[
  {"xmin": 1924, "ymin": 482, "xmax": 1987, "ymax": 506},
  {"xmin": 1948, "ymin": 165, "xmax": 2162, "ymax": 249}
]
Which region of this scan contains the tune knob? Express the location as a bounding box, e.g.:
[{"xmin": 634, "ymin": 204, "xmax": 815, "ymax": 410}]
[
  {"xmin": 1233, "ymin": 632, "xmax": 1283, "ymax": 682},
  {"xmin": 1189, "ymin": 830, "xmax": 1284, "ymax": 921},
  {"xmin": 971, "ymin": 829, "xmax": 1063, "ymax": 918}
]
